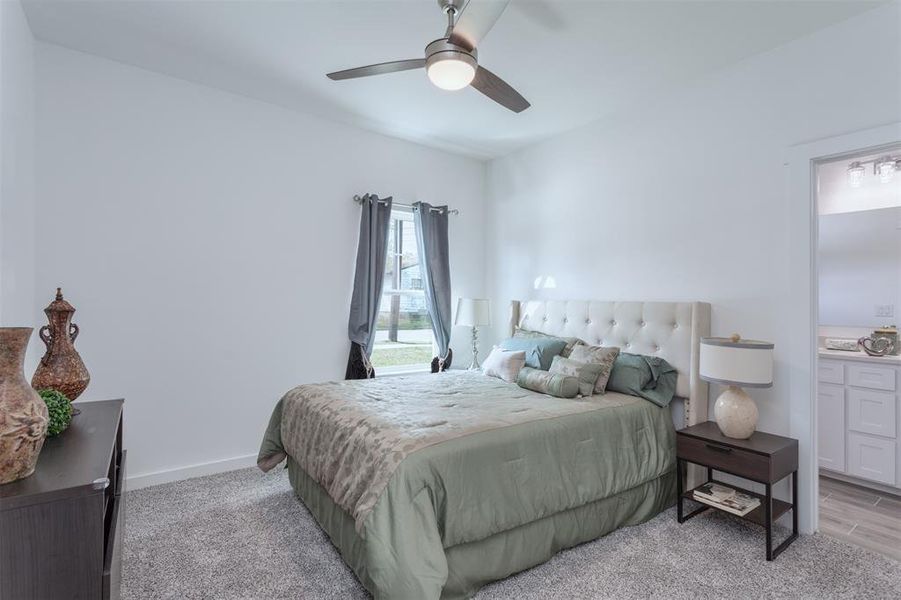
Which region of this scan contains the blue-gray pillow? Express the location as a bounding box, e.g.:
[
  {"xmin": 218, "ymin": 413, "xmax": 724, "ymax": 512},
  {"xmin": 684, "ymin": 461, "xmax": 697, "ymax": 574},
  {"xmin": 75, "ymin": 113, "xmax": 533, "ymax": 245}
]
[
  {"xmin": 513, "ymin": 328, "xmax": 583, "ymax": 358},
  {"xmin": 499, "ymin": 337, "xmax": 568, "ymax": 370},
  {"xmin": 607, "ymin": 353, "xmax": 678, "ymax": 407}
]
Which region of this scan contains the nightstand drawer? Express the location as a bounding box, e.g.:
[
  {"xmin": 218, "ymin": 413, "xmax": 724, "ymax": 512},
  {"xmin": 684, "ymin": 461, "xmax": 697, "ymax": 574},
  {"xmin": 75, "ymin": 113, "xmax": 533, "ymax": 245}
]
[{"xmin": 677, "ymin": 435, "xmax": 770, "ymax": 481}]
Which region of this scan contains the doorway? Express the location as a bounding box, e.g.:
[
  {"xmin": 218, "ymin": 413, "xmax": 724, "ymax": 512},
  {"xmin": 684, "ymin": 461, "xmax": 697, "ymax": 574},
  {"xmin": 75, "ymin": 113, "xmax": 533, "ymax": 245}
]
[
  {"xmin": 812, "ymin": 144, "xmax": 901, "ymax": 560},
  {"xmin": 786, "ymin": 123, "xmax": 899, "ymax": 538}
]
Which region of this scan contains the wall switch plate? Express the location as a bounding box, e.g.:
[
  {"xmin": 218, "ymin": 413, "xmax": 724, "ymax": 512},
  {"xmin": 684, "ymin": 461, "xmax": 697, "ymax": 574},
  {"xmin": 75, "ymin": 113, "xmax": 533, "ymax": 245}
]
[{"xmin": 875, "ymin": 304, "xmax": 895, "ymax": 318}]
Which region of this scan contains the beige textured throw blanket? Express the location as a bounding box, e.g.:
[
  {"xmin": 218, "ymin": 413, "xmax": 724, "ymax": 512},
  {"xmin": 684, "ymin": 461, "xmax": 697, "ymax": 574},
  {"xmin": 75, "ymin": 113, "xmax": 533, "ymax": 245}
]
[{"xmin": 270, "ymin": 371, "xmax": 618, "ymax": 531}]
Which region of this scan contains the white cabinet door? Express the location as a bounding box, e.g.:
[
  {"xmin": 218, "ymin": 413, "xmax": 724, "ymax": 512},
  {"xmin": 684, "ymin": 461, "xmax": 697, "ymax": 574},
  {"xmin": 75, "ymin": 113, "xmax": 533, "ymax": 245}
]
[
  {"xmin": 848, "ymin": 388, "xmax": 897, "ymax": 438},
  {"xmin": 818, "ymin": 360, "xmax": 844, "ymax": 385},
  {"xmin": 847, "ymin": 432, "xmax": 896, "ymax": 485},
  {"xmin": 817, "ymin": 384, "xmax": 845, "ymax": 472}
]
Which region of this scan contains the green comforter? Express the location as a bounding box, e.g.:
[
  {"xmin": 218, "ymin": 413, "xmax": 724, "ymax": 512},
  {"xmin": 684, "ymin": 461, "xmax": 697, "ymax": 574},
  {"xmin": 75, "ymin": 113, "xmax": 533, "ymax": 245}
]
[{"xmin": 258, "ymin": 371, "xmax": 676, "ymax": 599}]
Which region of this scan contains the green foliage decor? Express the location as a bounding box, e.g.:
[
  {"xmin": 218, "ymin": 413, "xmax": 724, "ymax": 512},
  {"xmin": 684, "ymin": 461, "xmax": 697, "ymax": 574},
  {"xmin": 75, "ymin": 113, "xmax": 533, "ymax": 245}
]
[{"xmin": 39, "ymin": 389, "xmax": 73, "ymax": 437}]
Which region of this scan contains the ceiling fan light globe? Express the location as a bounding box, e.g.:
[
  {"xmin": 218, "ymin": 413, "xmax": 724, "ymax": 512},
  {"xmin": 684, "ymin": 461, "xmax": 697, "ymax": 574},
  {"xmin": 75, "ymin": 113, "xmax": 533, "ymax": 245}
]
[{"xmin": 427, "ymin": 57, "xmax": 476, "ymax": 90}]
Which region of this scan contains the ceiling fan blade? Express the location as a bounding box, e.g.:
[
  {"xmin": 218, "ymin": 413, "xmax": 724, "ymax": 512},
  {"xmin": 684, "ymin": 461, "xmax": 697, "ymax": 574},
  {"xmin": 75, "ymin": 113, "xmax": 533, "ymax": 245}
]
[
  {"xmin": 511, "ymin": 0, "xmax": 566, "ymax": 31},
  {"xmin": 470, "ymin": 65, "xmax": 530, "ymax": 113},
  {"xmin": 448, "ymin": 0, "xmax": 510, "ymax": 52},
  {"xmin": 327, "ymin": 59, "xmax": 425, "ymax": 81}
]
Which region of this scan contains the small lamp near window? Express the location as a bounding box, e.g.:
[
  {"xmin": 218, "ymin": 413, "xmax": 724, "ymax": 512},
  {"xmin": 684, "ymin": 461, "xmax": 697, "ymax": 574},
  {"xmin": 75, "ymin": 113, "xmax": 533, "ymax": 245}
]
[
  {"xmin": 700, "ymin": 335, "xmax": 774, "ymax": 439},
  {"xmin": 455, "ymin": 298, "xmax": 491, "ymax": 370}
]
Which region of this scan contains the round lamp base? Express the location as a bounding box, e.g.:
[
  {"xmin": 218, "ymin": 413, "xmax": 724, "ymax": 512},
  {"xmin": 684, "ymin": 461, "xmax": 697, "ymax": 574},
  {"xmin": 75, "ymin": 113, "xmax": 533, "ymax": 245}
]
[{"xmin": 714, "ymin": 386, "xmax": 758, "ymax": 439}]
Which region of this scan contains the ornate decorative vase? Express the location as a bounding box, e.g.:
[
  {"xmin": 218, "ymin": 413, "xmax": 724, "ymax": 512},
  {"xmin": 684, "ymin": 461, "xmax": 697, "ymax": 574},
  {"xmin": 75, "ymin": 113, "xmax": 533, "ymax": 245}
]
[
  {"xmin": 31, "ymin": 288, "xmax": 91, "ymax": 401},
  {"xmin": 0, "ymin": 328, "xmax": 49, "ymax": 484}
]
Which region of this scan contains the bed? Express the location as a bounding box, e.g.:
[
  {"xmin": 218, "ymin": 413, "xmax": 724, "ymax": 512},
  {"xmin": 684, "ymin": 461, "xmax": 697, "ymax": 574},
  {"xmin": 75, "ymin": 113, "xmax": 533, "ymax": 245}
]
[{"xmin": 258, "ymin": 300, "xmax": 711, "ymax": 599}]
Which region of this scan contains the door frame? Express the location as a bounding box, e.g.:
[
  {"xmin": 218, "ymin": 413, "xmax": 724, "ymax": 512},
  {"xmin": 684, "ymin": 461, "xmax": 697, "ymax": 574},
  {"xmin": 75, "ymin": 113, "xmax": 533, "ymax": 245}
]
[{"xmin": 786, "ymin": 122, "xmax": 900, "ymax": 535}]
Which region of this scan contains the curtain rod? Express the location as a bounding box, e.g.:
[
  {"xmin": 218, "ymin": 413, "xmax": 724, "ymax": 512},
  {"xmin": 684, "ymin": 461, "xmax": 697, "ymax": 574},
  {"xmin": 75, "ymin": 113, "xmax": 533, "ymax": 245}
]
[{"xmin": 353, "ymin": 194, "xmax": 459, "ymax": 215}]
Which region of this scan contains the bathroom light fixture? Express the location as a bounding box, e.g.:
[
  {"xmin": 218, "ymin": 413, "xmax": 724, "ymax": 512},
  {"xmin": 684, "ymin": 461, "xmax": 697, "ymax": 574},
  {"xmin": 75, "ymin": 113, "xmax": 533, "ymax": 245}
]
[
  {"xmin": 874, "ymin": 156, "xmax": 898, "ymax": 184},
  {"xmin": 847, "ymin": 161, "xmax": 865, "ymax": 187}
]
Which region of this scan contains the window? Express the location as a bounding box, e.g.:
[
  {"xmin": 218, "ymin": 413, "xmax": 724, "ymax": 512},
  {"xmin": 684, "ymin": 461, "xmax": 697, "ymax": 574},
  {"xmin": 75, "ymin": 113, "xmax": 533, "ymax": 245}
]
[{"xmin": 370, "ymin": 208, "xmax": 435, "ymax": 372}]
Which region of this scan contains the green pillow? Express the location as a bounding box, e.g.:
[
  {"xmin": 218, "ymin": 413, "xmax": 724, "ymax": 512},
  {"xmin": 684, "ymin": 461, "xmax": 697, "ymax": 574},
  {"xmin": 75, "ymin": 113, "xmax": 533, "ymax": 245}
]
[
  {"xmin": 607, "ymin": 353, "xmax": 678, "ymax": 407},
  {"xmin": 516, "ymin": 367, "xmax": 580, "ymax": 398},
  {"xmin": 499, "ymin": 337, "xmax": 567, "ymax": 370}
]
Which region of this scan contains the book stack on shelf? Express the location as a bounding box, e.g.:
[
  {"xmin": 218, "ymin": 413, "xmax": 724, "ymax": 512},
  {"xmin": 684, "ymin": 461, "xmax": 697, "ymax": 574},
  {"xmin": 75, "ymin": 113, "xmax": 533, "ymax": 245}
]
[{"xmin": 693, "ymin": 483, "xmax": 761, "ymax": 516}]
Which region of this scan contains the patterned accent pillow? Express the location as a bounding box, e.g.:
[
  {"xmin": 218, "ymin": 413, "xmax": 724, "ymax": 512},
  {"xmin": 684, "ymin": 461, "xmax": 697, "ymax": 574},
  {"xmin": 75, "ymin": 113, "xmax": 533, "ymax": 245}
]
[
  {"xmin": 516, "ymin": 367, "xmax": 580, "ymax": 399},
  {"xmin": 513, "ymin": 328, "xmax": 583, "ymax": 358},
  {"xmin": 481, "ymin": 347, "xmax": 526, "ymax": 383},
  {"xmin": 568, "ymin": 345, "xmax": 621, "ymax": 394},
  {"xmin": 549, "ymin": 355, "xmax": 606, "ymax": 397}
]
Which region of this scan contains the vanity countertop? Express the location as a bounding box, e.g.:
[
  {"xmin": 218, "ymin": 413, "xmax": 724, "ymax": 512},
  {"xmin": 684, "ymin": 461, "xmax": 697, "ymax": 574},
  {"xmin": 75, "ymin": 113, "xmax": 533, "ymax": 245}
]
[{"xmin": 818, "ymin": 348, "xmax": 901, "ymax": 365}]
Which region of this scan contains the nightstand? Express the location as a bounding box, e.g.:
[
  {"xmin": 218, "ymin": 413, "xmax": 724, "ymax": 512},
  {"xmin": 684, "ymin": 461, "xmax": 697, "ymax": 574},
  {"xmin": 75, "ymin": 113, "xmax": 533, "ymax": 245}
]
[{"xmin": 676, "ymin": 421, "xmax": 798, "ymax": 560}]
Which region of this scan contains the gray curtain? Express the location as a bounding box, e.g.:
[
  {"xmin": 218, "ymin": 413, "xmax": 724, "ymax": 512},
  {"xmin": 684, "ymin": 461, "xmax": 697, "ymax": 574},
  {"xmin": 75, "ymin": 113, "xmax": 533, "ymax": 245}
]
[
  {"xmin": 413, "ymin": 202, "xmax": 452, "ymax": 365},
  {"xmin": 346, "ymin": 194, "xmax": 393, "ymax": 379}
]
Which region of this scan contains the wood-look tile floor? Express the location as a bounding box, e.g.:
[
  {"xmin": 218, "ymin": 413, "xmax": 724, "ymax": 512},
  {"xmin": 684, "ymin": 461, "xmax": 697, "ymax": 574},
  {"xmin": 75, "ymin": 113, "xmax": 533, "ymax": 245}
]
[{"xmin": 819, "ymin": 475, "xmax": 901, "ymax": 562}]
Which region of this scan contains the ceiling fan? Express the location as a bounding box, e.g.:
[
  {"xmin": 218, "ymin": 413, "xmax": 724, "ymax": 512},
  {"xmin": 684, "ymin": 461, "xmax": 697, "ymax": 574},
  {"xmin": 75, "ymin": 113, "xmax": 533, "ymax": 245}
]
[{"xmin": 326, "ymin": 0, "xmax": 529, "ymax": 113}]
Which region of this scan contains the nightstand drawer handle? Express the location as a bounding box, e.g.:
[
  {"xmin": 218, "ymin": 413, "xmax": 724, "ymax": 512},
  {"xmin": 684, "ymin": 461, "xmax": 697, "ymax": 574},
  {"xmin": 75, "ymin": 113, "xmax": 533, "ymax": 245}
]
[{"xmin": 705, "ymin": 443, "xmax": 732, "ymax": 454}]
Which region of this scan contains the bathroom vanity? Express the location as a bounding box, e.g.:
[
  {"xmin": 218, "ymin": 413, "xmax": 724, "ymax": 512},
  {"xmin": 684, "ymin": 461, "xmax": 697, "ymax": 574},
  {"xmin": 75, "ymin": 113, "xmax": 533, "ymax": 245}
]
[{"xmin": 818, "ymin": 350, "xmax": 901, "ymax": 491}]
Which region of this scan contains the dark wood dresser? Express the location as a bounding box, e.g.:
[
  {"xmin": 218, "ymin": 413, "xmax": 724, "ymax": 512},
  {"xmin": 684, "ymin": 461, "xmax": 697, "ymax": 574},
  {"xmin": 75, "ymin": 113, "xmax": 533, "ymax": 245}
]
[{"xmin": 0, "ymin": 399, "xmax": 125, "ymax": 600}]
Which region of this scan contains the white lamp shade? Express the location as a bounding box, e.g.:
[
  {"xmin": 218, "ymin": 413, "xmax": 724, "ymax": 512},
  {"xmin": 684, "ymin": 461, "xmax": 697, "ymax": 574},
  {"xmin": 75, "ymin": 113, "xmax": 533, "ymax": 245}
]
[
  {"xmin": 700, "ymin": 337, "xmax": 774, "ymax": 388},
  {"xmin": 455, "ymin": 298, "xmax": 491, "ymax": 327}
]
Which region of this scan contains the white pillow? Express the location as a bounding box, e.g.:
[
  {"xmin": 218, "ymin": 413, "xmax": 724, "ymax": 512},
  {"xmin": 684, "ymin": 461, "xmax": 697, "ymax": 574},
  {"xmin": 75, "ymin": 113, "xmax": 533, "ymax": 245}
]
[{"xmin": 482, "ymin": 347, "xmax": 527, "ymax": 383}]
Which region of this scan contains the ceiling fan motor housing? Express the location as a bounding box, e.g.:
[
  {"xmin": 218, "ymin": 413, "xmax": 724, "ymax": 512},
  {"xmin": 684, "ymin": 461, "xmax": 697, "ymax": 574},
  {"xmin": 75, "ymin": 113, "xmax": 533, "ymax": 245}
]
[
  {"xmin": 438, "ymin": 0, "xmax": 467, "ymax": 15},
  {"xmin": 425, "ymin": 38, "xmax": 477, "ymax": 71}
]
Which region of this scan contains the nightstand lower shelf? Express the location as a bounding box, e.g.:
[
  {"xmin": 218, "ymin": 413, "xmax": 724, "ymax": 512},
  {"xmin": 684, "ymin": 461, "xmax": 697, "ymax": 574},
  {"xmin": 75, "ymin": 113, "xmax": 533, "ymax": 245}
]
[
  {"xmin": 677, "ymin": 459, "xmax": 799, "ymax": 561},
  {"xmin": 681, "ymin": 479, "xmax": 793, "ymax": 528}
]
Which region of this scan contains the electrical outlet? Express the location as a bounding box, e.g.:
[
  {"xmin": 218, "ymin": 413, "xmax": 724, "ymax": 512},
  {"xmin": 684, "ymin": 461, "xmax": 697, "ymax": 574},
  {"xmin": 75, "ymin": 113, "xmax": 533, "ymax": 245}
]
[{"xmin": 875, "ymin": 304, "xmax": 894, "ymax": 318}]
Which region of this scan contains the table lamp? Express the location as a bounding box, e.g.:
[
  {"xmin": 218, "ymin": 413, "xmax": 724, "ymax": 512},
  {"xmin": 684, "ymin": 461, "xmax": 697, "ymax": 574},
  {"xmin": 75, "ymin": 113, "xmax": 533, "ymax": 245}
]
[
  {"xmin": 699, "ymin": 334, "xmax": 774, "ymax": 439},
  {"xmin": 454, "ymin": 298, "xmax": 491, "ymax": 370}
]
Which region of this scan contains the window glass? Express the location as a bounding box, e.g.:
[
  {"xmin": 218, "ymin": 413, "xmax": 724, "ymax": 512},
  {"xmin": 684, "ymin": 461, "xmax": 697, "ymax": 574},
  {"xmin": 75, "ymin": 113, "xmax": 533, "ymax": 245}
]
[{"xmin": 370, "ymin": 209, "xmax": 435, "ymax": 370}]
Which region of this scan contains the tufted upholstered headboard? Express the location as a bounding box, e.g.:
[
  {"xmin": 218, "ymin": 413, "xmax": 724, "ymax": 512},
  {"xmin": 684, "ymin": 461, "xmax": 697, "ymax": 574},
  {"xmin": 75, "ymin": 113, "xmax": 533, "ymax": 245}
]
[{"xmin": 508, "ymin": 300, "xmax": 711, "ymax": 428}]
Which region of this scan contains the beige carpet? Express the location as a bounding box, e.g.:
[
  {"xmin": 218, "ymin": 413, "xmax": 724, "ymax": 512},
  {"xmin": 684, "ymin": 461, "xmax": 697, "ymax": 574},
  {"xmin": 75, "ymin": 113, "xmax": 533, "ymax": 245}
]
[{"xmin": 123, "ymin": 467, "xmax": 901, "ymax": 599}]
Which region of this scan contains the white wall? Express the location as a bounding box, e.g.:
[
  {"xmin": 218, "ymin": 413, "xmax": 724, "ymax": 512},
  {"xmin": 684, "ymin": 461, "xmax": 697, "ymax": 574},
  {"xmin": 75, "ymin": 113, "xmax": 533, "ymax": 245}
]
[
  {"xmin": 485, "ymin": 3, "xmax": 901, "ymax": 438},
  {"xmin": 34, "ymin": 43, "xmax": 487, "ymax": 484},
  {"xmin": 819, "ymin": 207, "xmax": 901, "ymax": 327},
  {"xmin": 0, "ymin": 0, "xmax": 38, "ymax": 370}
]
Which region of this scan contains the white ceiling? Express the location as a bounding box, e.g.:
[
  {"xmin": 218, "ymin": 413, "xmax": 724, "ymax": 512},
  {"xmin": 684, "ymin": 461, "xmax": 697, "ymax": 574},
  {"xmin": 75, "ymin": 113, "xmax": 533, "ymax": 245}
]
[{"xmin": 22, "ymin": 0, "xmax": 884, "ymax": 159}]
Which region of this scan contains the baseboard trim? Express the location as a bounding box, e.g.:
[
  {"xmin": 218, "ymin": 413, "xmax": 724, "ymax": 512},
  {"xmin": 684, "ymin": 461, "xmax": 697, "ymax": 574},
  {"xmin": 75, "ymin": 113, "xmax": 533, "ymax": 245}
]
[
  {"xmin": 127, "ymin": 453, "xmax": 258, "ymax": 491},
  {"xmin": 820, "ymin": 470, "xmax": 901, "ymax": 498}
]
